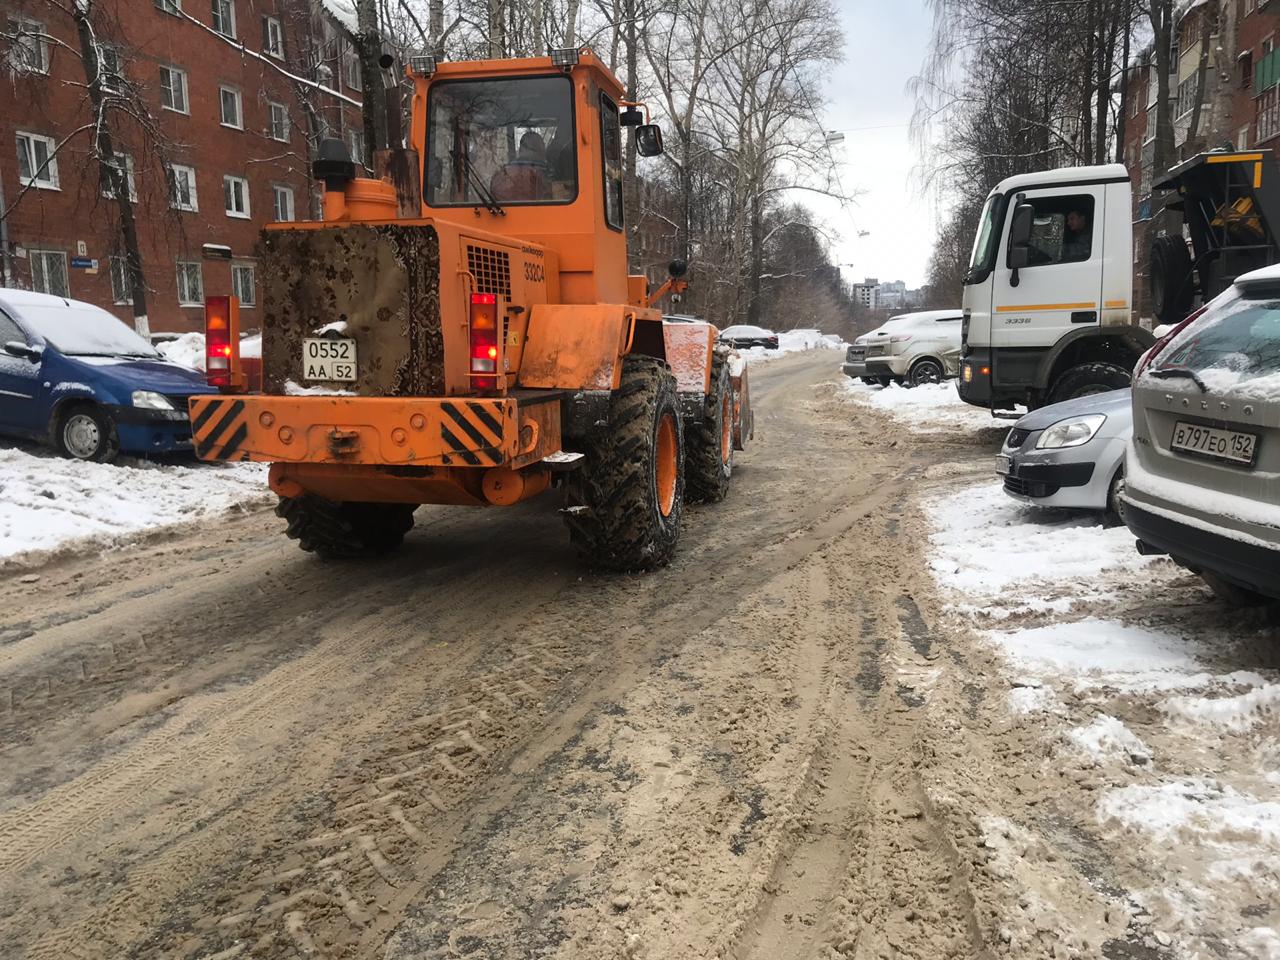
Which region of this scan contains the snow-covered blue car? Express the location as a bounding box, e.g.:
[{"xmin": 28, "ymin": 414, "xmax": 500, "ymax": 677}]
[{"xmin": 0, "ymin": 289, "xmax": 217, "ymax": 461}]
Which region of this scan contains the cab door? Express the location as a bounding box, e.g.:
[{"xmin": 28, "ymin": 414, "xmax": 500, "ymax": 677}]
[
  {"xmin": 990, "ymin": 185, "xmax": 1106, "ymax": 349},
  {"xmin": 0, "ymin": 308, "xmax": 44, "ymax": 436}
]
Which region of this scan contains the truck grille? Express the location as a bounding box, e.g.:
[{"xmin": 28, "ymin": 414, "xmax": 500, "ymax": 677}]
[{"xmin": 467, "ymin": 245, "xmax": 512, "ymax": 298}]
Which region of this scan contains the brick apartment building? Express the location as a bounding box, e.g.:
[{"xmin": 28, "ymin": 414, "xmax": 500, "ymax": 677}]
[
  {"xmin": 1120, "ymin": 0, "xmax": 1280, "ymax": 313},
  {"xmin": 1, "ymin": 0, "xmax": 364, "ymax": 334}
]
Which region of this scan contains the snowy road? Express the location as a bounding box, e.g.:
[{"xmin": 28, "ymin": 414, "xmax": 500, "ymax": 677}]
[{"xmin": 0, "ymin": 352, "xmax": 1276, "ymax": 960}]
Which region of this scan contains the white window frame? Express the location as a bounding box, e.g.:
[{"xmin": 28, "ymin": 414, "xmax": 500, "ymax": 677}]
[
  {"xmin": 346, "ymin": 128, "xmax": 364, "ymax": 164},
  {"xmin": 211, "ymin": 0, "xmax": 236, "ymax": 38},
  {"xmin": 160, "ymin": 64, "xmax": 189, "ymax": 114},
  {"xmin": 15, "ymin": 131, "xmax": 59, "ymax": 189},
  {"xmin": 219, "ymin": 85, "xmax": 243, "ymax": 129},
  {"xmin": 30, "ymin": 249, "xmax": 69, "ymax": 297},
  {"xmin": 231, "ymin": 262, "xmax": 256, "ymax": 307},
  {"xmin": 176, "ymin": 260, "xmax": 204, "ymax": 306},
  {"xmin": 345, "ymin": 48, "xmax": 362, "ymax": 91},
  {"xmin": 100, "ymin": 153, "xmax": 137, "ymax": 202},
  {"xmin": 156, "ymin": 0, "xmax": 182, "ymax": 15},
  {"xmin": 223, "ymin": 174, "xmax": 250, "ymax": 218},
  {"xmin": 110, "ymin": 256, "xmax": 132, "ymax": 305},
  {"xmin": 168, "ymin": 163, "xmax": 199, "ymax": 212},
  {"xmin": 267, "ymin": 100, "xmax": 289, "ymax": 142},
  {"xmin": 264, "ymin": 16, "xmax": 284, "ymax": 59},
  {"xmin": 7, "ymin": 17, "xmax": 49, "ymax": 75},
  {"xmin": 272, "ymin": 183, "xmax": 295, "ymax": 221}
]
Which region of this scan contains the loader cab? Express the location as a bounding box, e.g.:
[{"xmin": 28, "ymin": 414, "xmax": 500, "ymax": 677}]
[{"xmin": 413, "ymin": 51, "xmax": 658, "ymax": 305}]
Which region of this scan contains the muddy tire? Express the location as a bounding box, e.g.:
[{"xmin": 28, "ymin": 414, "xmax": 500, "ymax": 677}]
[
  {"xmin": 685, "ymin": 351, "xmax": 733, "ymax": 503},
  {"xmin": 54, "ymin": 403, "xmax": 119, "ymax": 463},
  {"xmin": 564, "ymin": 356, "xmax": 684, "ymax": 571},
  {"xmin": 1150, "ymin": 234, "xmax": 1194, "ymax": 327},
  {"xmin": 907, "ymin": 357, "xmax": 945, "ymax": 387},
  {"xmin": 1047, "ymin": 362, "xmax": 1131, "ymax": 404},
  {"xmin": 276, "ymin": 495, "xmax": 416, "ymax": 559}
]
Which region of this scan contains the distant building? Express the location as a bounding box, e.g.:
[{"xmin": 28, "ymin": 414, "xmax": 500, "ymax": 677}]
[
  {"xmin": 1, "ymin": 0, "xmax": 364, "ymax": 333},
  {"xmin": 876, "ymin": 279, "xmax": 907, "ymax": 309},
  {"xmin": 852, "ymin": 277, "xmax": 879, "ymax": 309}
]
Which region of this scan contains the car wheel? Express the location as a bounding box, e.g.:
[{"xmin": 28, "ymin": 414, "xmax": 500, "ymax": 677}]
[
  {"xmin": 1199, "ymin": 571, "xmax": 1271, "ymax": 608},
  {"xmin": 1103, "ymin": 468, "xmax": 1125, "ymax": 527},
  {"xmin": 1047, "ymin": 362, "xmax": 1131, "ymax": 404},
  {"xmin": 55, "ymin": 404, "xmax": 120, "ymax": 463},
  {"xmin": 875, "ymin": 376, "xmax": 893, "ymax": 387},
  {"xmin": 859, "ymin": 376, "xmax": 876, "ymax": 385},
  {"xmin": 908, "ymin": 358, "xmax": 945, "ymax": 387}
]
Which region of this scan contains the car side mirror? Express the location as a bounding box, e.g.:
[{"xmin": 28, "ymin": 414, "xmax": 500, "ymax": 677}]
[
  {"xmin": 636, "ymin": 123, "xmax": 664, "ymax": 157},
  {"xmin": 1006, "ymin": 201, "xmax": 1034, "ymax": 285},
  {"xmin": 3, "ymin": 341, "xmax": 40, "ymax": 362}
]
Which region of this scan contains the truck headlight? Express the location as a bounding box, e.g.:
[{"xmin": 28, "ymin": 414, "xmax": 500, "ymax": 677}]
[
  {"xmin": 1036, "ymin": 414, "xmax": 1105, "ymax": 449},
  {"xmin": 132, "ymin": 390, "xmax": 174, "ymax": 410}
]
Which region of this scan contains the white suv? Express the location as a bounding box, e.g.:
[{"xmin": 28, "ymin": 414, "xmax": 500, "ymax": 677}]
[{"xmin": 862, "ymin": 310, "xmax": 964, "ymax": 387}]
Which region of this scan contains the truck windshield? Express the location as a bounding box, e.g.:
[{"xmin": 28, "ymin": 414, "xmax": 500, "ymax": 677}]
[
  {"xmin": 425, "ymin": 75, "xmax": 577, "ymax": 207},
  {"xmin": 965, "ymin": 194, "xmax": 1003, "ymax": 283}
]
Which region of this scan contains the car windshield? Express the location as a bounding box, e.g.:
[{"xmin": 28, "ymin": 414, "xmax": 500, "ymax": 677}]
[
  {"xmin": 966, "ymin": 194, "xmax": 1002, "ymax": 281},
  {"xmin": 1156, "ymin": 287, "xmax": 1280, "ymax": 391},
  {"xmin": 17, "ymin": 302, "xmax": 158, "ymax": 357},
  {"xmin": 425, "ymin": 75, "xmax": 577, "ymax": 207}
]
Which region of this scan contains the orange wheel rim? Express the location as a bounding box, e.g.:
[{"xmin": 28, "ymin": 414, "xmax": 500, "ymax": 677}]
[
  {"xmin": 720, "ymin": 392, "xmax": 733, "ymax": 463},
  {"xmin": 656, "ymin": 413, "xmax": 678, "ymax": 517}
]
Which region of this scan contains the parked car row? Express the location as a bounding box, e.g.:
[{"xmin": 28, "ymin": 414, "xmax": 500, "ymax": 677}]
[
  {"xmin": 0, "ymin": 289, "xmax": 216, "ymax": 462},
  {"xmin": 842, "ymin": 309, "xmax": 964, "ymax": 388},
  {"xmin": 997, "ymin": 265, "xmax": 1280, "ymax": 606}
]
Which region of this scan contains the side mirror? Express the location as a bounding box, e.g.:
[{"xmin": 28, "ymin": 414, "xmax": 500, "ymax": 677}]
[
  {"xmin": 620, "ymin": 107, "xmax": 644, "ymax": 127},
  {"xmin": 635, "ymin": 123, "xmax": 664, "ymax": 157},
  {"xmin": 668, "ymin": 259, "xmax": 688, "ymax": 279},
  {"xmin": 3, "ymin": 341, "xmax": 41, "ymax": 362},
  {"xmin": 1007, "ymin": 202, "xmax": 1034, "ymax": 269}
]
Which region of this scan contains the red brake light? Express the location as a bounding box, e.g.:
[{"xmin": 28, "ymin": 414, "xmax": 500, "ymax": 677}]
[
  {"xmin": 469, "ymin": 292, "xmax": 500, "ymax": 390},
  {"xmin": 204, "ymin": 296, "xmax": 244, "ymax": 390},
  {"xmin": 1134, "ymin": 306, "xmax": 1205, "ymax": 380}
]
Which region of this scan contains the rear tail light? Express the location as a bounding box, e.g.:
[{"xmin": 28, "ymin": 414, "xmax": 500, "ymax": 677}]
[
  {"xmin": 469, "ymin": 292, "xmax": 500, "ymax": 391},
  {"xmin": 204, "ymin": 296, "xmax": 245, "ymax": 391},
  {"xmin": 1134, "ymin": 305, "xmax": 1205, "ymax": 380}
]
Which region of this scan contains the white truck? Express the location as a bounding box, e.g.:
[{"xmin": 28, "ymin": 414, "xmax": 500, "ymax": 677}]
[{"xmin": 957, "ymin": 163, "xmax": 1156, "ymax": 412}]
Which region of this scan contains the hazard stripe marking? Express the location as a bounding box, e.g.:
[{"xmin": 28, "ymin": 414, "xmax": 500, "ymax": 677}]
[
  {"xmin": 191, "ymin": 399, "xmax": 223, "ymax": 433},
  {"xmin": 440, "ymin": 424, "xmax": 481, "ymax": 466},
  {"xmin": 441, "ymin": 402, "xmax": 499, "ymax": 449},
  {"xmin": 200, "ymin": 400, "xmax": 246, "ymax": 449},
  {"xmin": 215, "ymin": 422, "xmax": 249, "ymax": 461},
  {"xmin": 468, "ymin": 402, "xmax": 504, "ymax": 438}
]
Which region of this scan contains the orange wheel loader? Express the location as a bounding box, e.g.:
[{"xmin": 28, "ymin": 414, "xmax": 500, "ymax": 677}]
[{"xmin": 190, "ymin": 48, "xmax": 753, "ymax": 570}]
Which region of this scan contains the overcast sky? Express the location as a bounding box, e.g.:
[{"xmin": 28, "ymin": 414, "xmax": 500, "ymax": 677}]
[{"xmin": 798, "ymin": 0, "xmax": 939, "ymax": 291}]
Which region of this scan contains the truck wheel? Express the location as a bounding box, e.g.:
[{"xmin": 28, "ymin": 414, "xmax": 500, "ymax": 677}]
[
  {"xmin": 55, "ymin": 403, "xmax": 120, "ymax": 463},
  {"xmin": 908, "ymin": 357, "xmax": 945, "ymax": 387},
  {"xmin": 685, "ymin": 351, "xmax": 733, "ymax": 503},
  {"xmin": 1047, "ymin": 362, "xmax": 1131, "ymax": 404},
  {"xmin": 1150, "ymin": 235, "xmax": 1194, "ymax": 326},
  {"xmin": 276, "ymin": 495, "xmax": 416, "ymax": 559},
  {"xmin": 564, "ymin": 356, "xmax": 685, "ymax": 571}
]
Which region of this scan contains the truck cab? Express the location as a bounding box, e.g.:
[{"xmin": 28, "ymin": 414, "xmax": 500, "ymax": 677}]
[{"xmin": 958, "ymin": 163, "xmax": 1154, "ymax": 411}]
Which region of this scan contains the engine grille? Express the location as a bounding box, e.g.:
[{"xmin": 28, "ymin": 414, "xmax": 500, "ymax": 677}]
[
  {"xmin": 1005, "ymin": 427, "xmax": 1032, "ymax": 449},
  {"xmin": 1004, "ymin": 475, "xmax": 1057, "ymax": 498},
  {"xmin": 467, "ymin": 245, "xmax": 512, "ymax": 298}
]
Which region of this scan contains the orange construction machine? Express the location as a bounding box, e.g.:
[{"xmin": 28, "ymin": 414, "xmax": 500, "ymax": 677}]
[{"xmin": 191, "ymin": 48, "xmax": 752, "ymax": 570}]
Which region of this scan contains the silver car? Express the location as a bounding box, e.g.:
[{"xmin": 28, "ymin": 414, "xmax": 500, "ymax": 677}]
[
  {"xmin": 998, "ymin": 389, "xmax": 1131, "ymax": 512},
  {"xmin": 1123, "ymin": 265, "xmax": 1280, "ymax": 604},
  {"xmin": 861, "ymin": 309, "xmax": 963, "ymax": 387}
]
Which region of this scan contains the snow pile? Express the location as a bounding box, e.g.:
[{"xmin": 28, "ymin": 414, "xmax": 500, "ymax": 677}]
[
  {"xmin": 1163, "ymin": 682, "xmax": 1280, "ymax": 732},
  {"xmin": 1067, "ymin": 714, "xmax": 1152, "ymax": 766},
  {"xmin": 1098, "ymin": 777, "xmax": 1280, "ymax": 844},
  {"xmin": 739, "ymin": 328, "xmax": 845, "ymax": 364},
  {"xmin": 156, "ymin": 333, "xmax": 260, "ymax": 371},
  {"xmin": 0, "ymin": 447, "xmax": 269, "ymax": 562},
  {"xmin": 843, "ymin": 380, "xmax": 1001, "ymax": 434}
]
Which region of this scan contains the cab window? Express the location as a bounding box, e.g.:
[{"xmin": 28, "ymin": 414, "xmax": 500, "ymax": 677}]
[
  {"xmin": 600, "ymin": 93, "xmax": 623, "ymax": 230},
  {"xmin": 425, "ymin": 75, "xmax": 577, "ymax": 207},
  {"xmin": 1018, "ymin": 194, "xmax": 1095, "ymax": 266}
]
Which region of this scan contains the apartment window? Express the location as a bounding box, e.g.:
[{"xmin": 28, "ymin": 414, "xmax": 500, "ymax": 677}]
[
  {"xmin": 219, "ymin": 86, "xmax": 242, "ymax": 128},
  {"xmin": 155, "ymin": 0, "xmax": 182, "ymax": 14},
  {"xmin": 176, "ymin": 261, "xmax": 203, "ymax": 306},
  {"xmin": 7, "ymin": 17, "xmax": 49, "ymax": 74},
  {"xmin": 160, "ymin": 64, "xmax": 189, "ymax": 113},
  {"xmin": 267, "ymin": 100, "xmax": 289, "ymax": 141},
  {"xmin": 31, "ymin": 250, "xmax": 69, "ymax": 297},
  {"xmin": 345, "ymin": 49, "xmax": 362, "ymax": 90},
  {"xmin": 263, "ymin": 16, "xmax": 284, "ymax": 58},
  {"xmin": 1175, "ymin": 74, "xmax": 1198, "ymax": 119},
  {"xmin": 16, "ymin": 132, "xmax": 58, "ymax": 189},
  {"xmin": 1258, "ymin": 86, "xmax": 1280, "ymax": 143},
  {"xmin": 97, "ymin": 45, "xmax": 124, "ymax": 93},
  {"xmin": 211, "ymin": 0, "xmax": 235, "ymax": 38},
  {"xmin": 223, "ymin": 174, "xmax": 250, "ymax": 217},
  {"xmin": 1237, "ymin": 124, "xmax": 1251, "ymax": 149},
  {"xmin": 100, "ymin": 153, "xmax": 137, "ymax": 202},
  {"xmin": 346, "ymin": 128, "xmax": 364, "ymax": 165},
  {"xmin": 272, "ymin": 184, "xmax": 295, "ymax": 221},
  {"xmin": 168, "ymin": 163, "xmax": 198, "ymax": 211},
  {"xmin": 232, "ymin": 263, "xmax": 256, "ymax": 307},
  {"xmin": 110, "ymin": 257, "xmax": 132, "ymax": 305}
]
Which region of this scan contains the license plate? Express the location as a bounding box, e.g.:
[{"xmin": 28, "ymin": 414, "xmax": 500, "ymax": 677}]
[
  {"xmin": 996, "ymin": 454, "xmax": 1012, "ymax": 476},
  {"xmin": 303, "ymin": 338, "xmax": 357, "ymax": 382},
  {"xmin": 1171, "ymin": 421, "xmax": 1258, "ymax": 466}
]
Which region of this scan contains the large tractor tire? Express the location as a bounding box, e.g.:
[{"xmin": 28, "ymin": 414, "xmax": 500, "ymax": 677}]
[
  {"xmin": 564, "ymin": 356, "xmax": 685, "ymax": 571},
  {"xmin": 685, "ymin": 351, "xmax": 733, "ymax": 503},
  {"xmin": 276, "ymin": 495, "xmax": 416, "ymax": 559},
  {"xmin": 1047, "ymin": 361, "xmax": 1132, "ymax": 404},
  {"xmin": 1150, "ymin": 235, "xmax": 1194, "ymax": 327}
]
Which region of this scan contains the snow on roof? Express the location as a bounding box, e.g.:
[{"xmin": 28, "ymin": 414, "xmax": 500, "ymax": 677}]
[
  {"xmin": 0, "ymin": 287, "xmax": 101, "ymax": 313},
  {"xmin": 319, "ymin": 0, "xmax": 358, "ymax": 33},
  {"xmin": 1234, "ymin": 263, "xmax": 1280, "ymax": 285}
]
